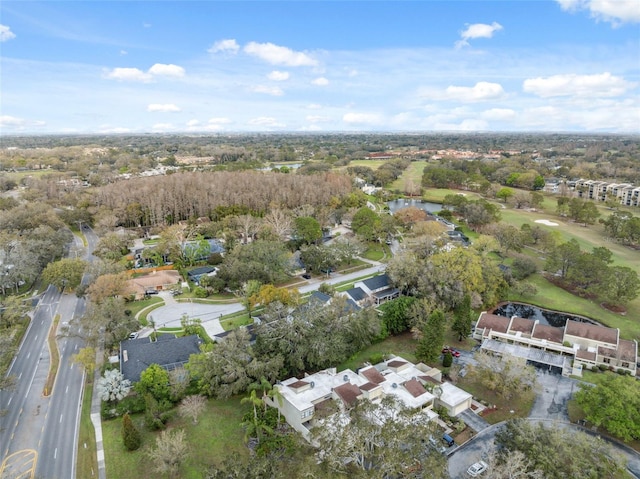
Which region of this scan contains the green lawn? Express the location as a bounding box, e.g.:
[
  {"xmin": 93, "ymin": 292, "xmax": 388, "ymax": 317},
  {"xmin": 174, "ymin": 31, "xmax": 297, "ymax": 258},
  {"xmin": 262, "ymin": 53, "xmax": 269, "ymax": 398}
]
[
  {"xmin": 76, "ymin": 383, "xmax": 98, "ymax": 479},
  {"xmin": 338, "ymin": 332, "xmax": 418, "ymax": 371},
  {"xmin": 126, "ymin": 297, "xmax": 164, "ymax": 318},
  {"xmin": 103, "ymin": 397, "xmax": 249, "ymax": 479},
  {"xmin": 390, "ymin": 160, "xmax": 427, "ymax": 192}
]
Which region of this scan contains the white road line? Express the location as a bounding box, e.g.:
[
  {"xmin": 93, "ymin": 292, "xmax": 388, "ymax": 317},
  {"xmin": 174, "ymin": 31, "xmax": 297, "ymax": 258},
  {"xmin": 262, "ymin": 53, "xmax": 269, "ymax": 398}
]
[
  {"xmin": 66, "ymin": 386, "xmax": 69, "ymax": 394},
  {"xmin": 8, "ymin": 397, "xmax": 12, "ymax": 406},
  {"xmin": 60, "ymin": 414, "xmax": 63, "ymax": 423},
  {"xmin": 27, "ymin": 352, "xmax": 31, "ymax": 359},
  {"xmin": 18, "ymin": 372, "xmax": 22, "ymax": 380},
  {"xmin": 34, "ymin": 335, "xmax": 38, "ymax": 341},
  {"xmin": 54, "ymin": 447, "xmax": 57, "ymax": 459},
  {"xmin": 74, "ymin": 344, "xmax": 78, "ymax": 351}
]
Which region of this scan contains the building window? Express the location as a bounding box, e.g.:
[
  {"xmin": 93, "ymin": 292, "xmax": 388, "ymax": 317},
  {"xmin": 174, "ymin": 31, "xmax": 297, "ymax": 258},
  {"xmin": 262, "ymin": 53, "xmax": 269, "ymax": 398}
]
[
  {"xmin": 622, "ymin": 362, "xmax": 630, "ymax": 368},
  {"xmin": 301, "ymin": 408, "xmax": 314, "ymax": 419},
  {"xmin": 603, "ymin": 358, "xmax": 610, "ymax": 364}
]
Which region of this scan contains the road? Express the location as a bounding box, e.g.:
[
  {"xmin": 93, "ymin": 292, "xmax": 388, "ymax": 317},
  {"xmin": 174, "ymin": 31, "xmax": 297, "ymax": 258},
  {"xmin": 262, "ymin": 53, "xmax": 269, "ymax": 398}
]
[{"xmin": 1, "ymin": 226, "xmax": 96, "ymax": 479}]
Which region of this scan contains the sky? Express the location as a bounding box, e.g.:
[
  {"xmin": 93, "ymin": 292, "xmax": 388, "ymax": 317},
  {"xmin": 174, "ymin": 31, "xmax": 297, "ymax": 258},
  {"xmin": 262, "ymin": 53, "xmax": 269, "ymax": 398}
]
[{"xmin": 1, "ymin": 0, "xmax": 639, "ymax": 135}]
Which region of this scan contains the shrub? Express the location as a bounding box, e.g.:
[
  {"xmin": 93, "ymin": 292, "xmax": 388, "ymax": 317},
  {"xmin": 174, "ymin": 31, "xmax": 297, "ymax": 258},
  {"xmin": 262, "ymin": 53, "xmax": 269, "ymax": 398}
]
[
  {"xmin": 193, "ymin": 286, "xmax": 208, "ymax": 298},
  {"xmin": 442, "ymin": 352, "xmax": 453, "ymax": 368},
  {"xmin": 122, "ymin": 413, "xmax": 142, "ymax": 451},
  {"xmin": 598, "ymin": 364, "xmax": 608, "ymax": 371},
  {"xmin": 369, "ymin": 353, "xmax": 384, "ymax": 365}
]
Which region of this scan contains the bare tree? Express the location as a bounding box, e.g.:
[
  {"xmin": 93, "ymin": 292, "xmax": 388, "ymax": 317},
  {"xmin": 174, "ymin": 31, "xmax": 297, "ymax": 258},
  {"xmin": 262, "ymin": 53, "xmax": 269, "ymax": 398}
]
[
  {"xmin": 178, "ymin": 395, "xmax": 207, "ymax": 425},
  {"xmin": 262, "ymin": 208, "xmax": 292, "ymax": 240},
  {"xmin": 145, "ymin": 428, "xmax": 189, "ymax": 478}
]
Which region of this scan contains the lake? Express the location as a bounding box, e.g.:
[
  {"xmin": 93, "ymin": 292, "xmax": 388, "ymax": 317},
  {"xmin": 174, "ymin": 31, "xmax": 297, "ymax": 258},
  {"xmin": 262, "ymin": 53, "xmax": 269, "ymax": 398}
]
[
  {"xmin": 491, "ymin": 302, "xmax": 599, "ymax": 328},
  {"xmin": 386, "ymin": 198, "xmax": 443, "ymax": 214}
]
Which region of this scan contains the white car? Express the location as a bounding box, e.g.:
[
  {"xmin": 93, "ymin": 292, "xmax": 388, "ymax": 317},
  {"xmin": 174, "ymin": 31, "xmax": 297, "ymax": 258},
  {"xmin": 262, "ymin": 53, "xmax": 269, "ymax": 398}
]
[
  {"xmin": 128, "ymin": 332, "xmax": 139, "ymax": 340},
  {"xmin": 467, "ymin": 460, "xmax": 488, "ymax": 477}
]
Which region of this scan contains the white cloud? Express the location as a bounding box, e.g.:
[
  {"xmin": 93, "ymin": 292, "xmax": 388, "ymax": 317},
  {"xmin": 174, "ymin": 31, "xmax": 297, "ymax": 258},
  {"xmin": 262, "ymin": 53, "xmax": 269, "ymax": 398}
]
[
  {"xmin": 104, "ymin": 67, "xmax": 152, "ymax": 82},
  {"xmin": 523, "ymin": 72, "xmax": 634, "ymax": 98},
  {"xmin": 556, "ymin": 0, "xmax": 640, "ymax": 25},
  {"xmin": 248, "ymin": 117, "xmax": 286, "ymax": 128},
  {"xmin": 208, "ymin": 117, "xmax": 231, "ymax": 124},
  {"xmin": 250, "ymin": 85, "xmax": 284, "ymax": 96},
  {"xmin": 148, "ymin": 63, "xmax": 185, "ymax": 78},
  {"xmin": 480, "ymin": 108, "xmax": 517, "ymax": 121},
  {"xmin": 312, "ymin": 77, "xmax": 329, "ymax": 86},
  {"xmin": 105, "ymin": 63, "xmax": 186, "ymax": 82},
  {"xmin": 152, "ymin": 123, "xmax": 174, "ymax": 131},
  {"xmin": 187, "ymin": 119, "xmax": 200, "ymax": 127},
  {"xmin": 1, "ymin": 24, "xmax": 16, "ymax": 42},
  {"xmin": 343, "ymin": 112, "xmax": 383, "ymax": 125},
  {"xmin": 445, "ymin": 82, "xmax": 505, "ymax": 102},
  {"xmin": 267, "ymin": 70, "xmax": 290, "ymax": 81},
  {"xmin": 244, "ymin": 41, "xmax": 317, "ymax": 66},
  {"xmin": 99, "ymin": 126, "xmax": 131, "ymax": 134},
  {"xmin": 208, "ymin": 38, "xmax": 240, "ymax": 54},
  {"xmin": 455, "ymin": 22, "xmax": 503, "ymax": 48},
  {"xmin": 306, "ymin": 115, "xmax": 330, "ymax": 123},
  {"xmin": 307, "ymin": 103, "xmax": 323, "ymax": 110},
  {"xmin": 147, "ymin": 103, "xmax": 181, "ymax": 112},
  {"xmin": 120, "ymin": 50, "xmax": 128, "ymax": 56},
  {"xmin": 0, "ymin": 115, "xmax": 24, "ymax": 127}
]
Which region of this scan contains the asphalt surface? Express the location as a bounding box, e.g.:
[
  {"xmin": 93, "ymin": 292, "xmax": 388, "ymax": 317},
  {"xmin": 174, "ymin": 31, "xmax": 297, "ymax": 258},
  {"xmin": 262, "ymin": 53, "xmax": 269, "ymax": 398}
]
[{"xmin": 1, "ymin": 226, "xmax": 95, "ymax": 479}]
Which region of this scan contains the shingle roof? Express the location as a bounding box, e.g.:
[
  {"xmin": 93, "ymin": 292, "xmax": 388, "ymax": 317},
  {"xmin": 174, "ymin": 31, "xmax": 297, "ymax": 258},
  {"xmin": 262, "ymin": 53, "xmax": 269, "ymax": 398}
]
[
  {"xmin": 120, "ymin": 335, "xmax": 203, "ymax": 382},
  {"xmin": 187, "ymin": 266, "xmax": 216, "ymax": 277},
  {"xmin": 333, "ymin": 382, "xmax": 362, "ymax": 407},
  {"xmin": 309, "ymin": 291, "xmax": 331, "ymax": 304},
  {"xmin": 618, "ymin": 339, "xmax": 637, "ymax": 362},
  {"xmin": 509, "ymin": 317, "xmax": 535, "ymax": 335},
  {"xmin": 532, "ymin": 324, "xmax": 564, "ymax": 344},
  {"xmin": 363, "ymin": 274, "xmax": 391, "ymax": 291},
  {"xmin": 360, "ymin": 366, "xmax": 385, "ymax": 384},
  {"xmin": 345, "ymin": 287, "xmax": 367, "ymax": 302},
  {"xmin": 565, "ymin": 320, "xmax": 618, "ymax": 345},
  {"xmin": 403, "ymin": 378, "xmax": 427, "ymax": 398},
  {"xmin": 476, "ymin": 312, "xmax": 510, "ymax": 334}
]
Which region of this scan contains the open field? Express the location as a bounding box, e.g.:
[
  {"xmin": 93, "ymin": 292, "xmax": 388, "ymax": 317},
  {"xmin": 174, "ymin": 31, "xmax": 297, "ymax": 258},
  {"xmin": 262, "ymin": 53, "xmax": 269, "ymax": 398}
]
[
  {"xmin": 389, "ymin": 160, "xmax": 427, "ymax": 192},
  {"xmin": 103, "ymin": 397, "xmax": 248, "ymax": 479},
  {"xmin": 345, "ymin": 159, "xmax": 387, "ymax": 170}
]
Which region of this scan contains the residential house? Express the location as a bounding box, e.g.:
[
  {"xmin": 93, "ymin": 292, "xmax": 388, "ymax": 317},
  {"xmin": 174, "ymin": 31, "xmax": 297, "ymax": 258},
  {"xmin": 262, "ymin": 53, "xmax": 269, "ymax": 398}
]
[
  {"xmin": 119, "ymin": 334, "xmax": 203, "ymax": 383},
  {"xmin": 268, "ymin": 356, "xmax": 473, "ymax": 441},
  {"xmin": 342, "ymin": 274, "xmax": 399, "ymax": 306},
  {"xmin": 187, "ymin": 266, "xmax": 218, "ymax": 285},
  {"xmin": 126, "ymin": 269, "xmax": 181, "ymax": 299},
  {"xmin": 473, "ymin": 312, "xmax": 638, "ymax": 376}
]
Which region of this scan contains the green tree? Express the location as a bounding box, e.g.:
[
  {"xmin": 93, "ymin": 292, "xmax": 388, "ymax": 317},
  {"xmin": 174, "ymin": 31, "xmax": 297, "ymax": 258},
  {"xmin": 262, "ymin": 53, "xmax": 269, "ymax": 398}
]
[
  {"xmin": 351, "ymin": 207, "xmax": 381, "ymax": 242},
  {"xmin": 599, "ymin": 265, "xmax": 640, "ymax": 306},
  {"xmin": 532, "ymin": 175, "xmax": 545, "ymax": 190},
  {"xmin": 575, "ymin": 374, "xmax": 640, "ymax": 441},
  {"xmin": 71, "ymin": 346, "xmax": 96, "ymax": 381},
  {"xmin": 544, "ymin": 239, "xmax": 581, "ymax": 279},
  {"xmin": 41, "ymin": 258, "xmax": 87, "ymax": 291},
  {"xmin": 451, "ymin": 294, "xmax": 472, "ymax": 341},
  {"xmin": 379, "ymin": 296, "xmax": 415, "ymax": 335},
  {"xmin": 137, "ymin": 364, "xmax": 171, "ymax": 402},
  {"xmin": 496, "ymin": 187, "xmax": 514, "ymax": 203},
  {"xmin": 293, "ymin": 216, "xmax": 322, "ymax": 245},
  {"xmin": 416, "ymin": 309, "xmax": 445, "ymax": 363},
  {"xmin": 122, "ymin": 413, "xmax": 142, "ymax": 451}
]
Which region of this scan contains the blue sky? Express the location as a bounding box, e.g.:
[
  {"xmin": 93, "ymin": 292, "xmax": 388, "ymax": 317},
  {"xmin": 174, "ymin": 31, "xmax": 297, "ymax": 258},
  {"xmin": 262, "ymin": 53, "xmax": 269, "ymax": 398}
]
[{"xmin": 1, "ymin": 0, "xmax": 639, "ymax": 134}]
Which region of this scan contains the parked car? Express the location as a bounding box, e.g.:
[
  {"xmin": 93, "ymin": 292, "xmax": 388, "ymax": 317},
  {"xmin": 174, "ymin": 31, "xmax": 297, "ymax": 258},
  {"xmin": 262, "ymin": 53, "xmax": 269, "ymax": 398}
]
[
  {"xmin": 442, "ymin": 433, "xmax": 455, "ymax": 447},
  {"xmin": 145, "ymin": 289, "xmax": 159, "ymax": 296},
  {"xmin": 301, "ymin": 273, "xmax": 311, "ymax": 280},
  {"xmin": 428, "ymin": 436, "xmax": 447, "ymax": 454},
  {"xmin": 128, "ymin": 332, "xmax": 139, "ymax": 340},
  {"xmin": 442, "ymin": 347, "xmax": 461, "ymax": 358},
  {"xmin": 467, "ymin": 460, "xmax": 488, "ymax": 477}
]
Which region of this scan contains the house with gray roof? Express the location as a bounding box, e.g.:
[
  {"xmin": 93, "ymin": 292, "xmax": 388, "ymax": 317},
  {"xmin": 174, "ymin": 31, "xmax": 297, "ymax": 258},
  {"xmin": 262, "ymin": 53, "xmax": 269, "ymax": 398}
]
[{"xmin": 119, "ymin": 334, "xmax": 203, "ymax": 382}]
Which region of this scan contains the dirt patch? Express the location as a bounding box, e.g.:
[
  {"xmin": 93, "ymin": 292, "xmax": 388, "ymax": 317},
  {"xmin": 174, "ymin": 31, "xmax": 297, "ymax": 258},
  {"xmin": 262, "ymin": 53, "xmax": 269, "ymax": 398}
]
[{"xmin": 601, "ymin": 303, "xmax": 627, "ymax": 314}]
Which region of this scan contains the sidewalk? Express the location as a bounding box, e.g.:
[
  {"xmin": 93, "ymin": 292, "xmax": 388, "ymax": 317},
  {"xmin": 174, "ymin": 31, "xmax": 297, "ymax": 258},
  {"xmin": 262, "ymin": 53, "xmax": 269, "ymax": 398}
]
[{"xmin": 90, "ymin": 349, "xmax": 106, "ymax": 479}]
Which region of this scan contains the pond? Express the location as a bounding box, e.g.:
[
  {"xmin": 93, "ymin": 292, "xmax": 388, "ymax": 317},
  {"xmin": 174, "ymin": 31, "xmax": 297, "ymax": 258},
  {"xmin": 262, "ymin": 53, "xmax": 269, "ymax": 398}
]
[
  {"xmin": 491, "ymin": 302, "xmax": 599, "ymax": 328},
  {"xmin": 386, "ymin": 198, "xmax": 443, "ymax": 214}
]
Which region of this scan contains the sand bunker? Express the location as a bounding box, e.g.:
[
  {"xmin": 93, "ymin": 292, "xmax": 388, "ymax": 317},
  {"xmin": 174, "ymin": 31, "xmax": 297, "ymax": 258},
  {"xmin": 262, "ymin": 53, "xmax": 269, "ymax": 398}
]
[{"xmin": 535, "ymin": 219, "xmax": 559, "ymax": 226}]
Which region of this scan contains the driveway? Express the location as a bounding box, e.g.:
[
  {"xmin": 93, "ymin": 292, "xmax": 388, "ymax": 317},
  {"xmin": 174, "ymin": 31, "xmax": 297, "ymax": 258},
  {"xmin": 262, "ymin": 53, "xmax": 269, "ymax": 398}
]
[{"xmin": 528, "ymin": 369, "xmax": 579, "ymax": 421}]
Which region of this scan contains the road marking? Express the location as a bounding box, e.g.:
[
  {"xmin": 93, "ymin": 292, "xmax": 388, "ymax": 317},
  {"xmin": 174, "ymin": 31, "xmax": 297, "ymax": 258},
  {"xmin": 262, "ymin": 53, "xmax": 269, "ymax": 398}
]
[
  {"xmin": 27, "ymin": 352, "xmax": 31, "ymax": 359},
  {"xmin": 59, "ymin": 414, "xmax": 63, "ymax": 423},
  {"xmin": 54, "ymin": 447, "xmax": 57, "ymax": 459},
  {"xmin": 8, "ymin": 397, "xmax": 11, "ymax": 406},
  {"xmin": 70, "ymin": 364, "xmax": 74, "ymax": 370},
  {"xmin": 65, "ymin": 386, "xmax": 69, "ymax": 394},
  {"xmin": 18, "ymin": 373, "xmax": 22, "ymax": 380},
  {"xmin": 74, "ymin": 344, "xmax": 78, "ymax": 351},
  {"xmin": 34, "ymin": 335, "xmax": 38, "ymax": 341}
]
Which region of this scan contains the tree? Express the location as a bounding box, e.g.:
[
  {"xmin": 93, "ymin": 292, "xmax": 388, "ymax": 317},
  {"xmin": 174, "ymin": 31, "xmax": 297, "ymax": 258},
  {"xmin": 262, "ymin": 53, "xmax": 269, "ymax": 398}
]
[
  {"xmin": 240, "ymin": 389, "xmax": 272, "ymax": 444},
  {"xmin": 137, "ymin": 364, "xmax": 171, "ymax": 402},
  {"xmin": 496, "ymin": 187, "xmax": 514, "ymax": 203},
  {"xmin": 451, "ymin": 294, "xmax": 472, "ymax": 341},
  {"xmin": 0, "ymin": 295, "xmax": 28, "ymax": 329},
  {"xmin": 86, "ymin": 272, "xmax": 130, "ymax": 304},
  {"xmin": 300, "ymin": 244, "xmax": 338, "ymax": 275},
  {"xmin": 544, "ymin": 239, "xmax": 581, "ymax": 278},
  {"xmin": 93, "ymin": 232, "xmax": 132, "ymax": 261},
  {"xmin": 262, "ymin": 208, "xmax": 292, "ymax": 241},
  {"xmin": 122, "ymin": 413, "xmax": 142, "ymax": 451},
  {"xmin": 145, "ymin": 428, "xmax": 189, "ymax": 478},
  {"xmin": 489, "ymin": 223, "xmax": 524, "ymax": 255},
  {"xmin": 251, "ymin": 284, "xmax": 300, "ymax": 308},
  {"xmin": 97, "ymin": 369, "xmax": 131, "ymax": 402},
  {"xmin": 599, "ymin": 265, "xmax": 640, "ymax": 306},
  {"xmin": 238, "ymin": 279, "xmax": 262, "ymax": 316},
  {"xmin": 575, "ymin": 374, "xmax": 640, "ymax": 442},
  {"xmin": 379, "ymin": 296, "xmax": 415, "ymax": 335},
  {"xmin": 293, "ymin": 216, "xmax": 322, "ymax": 245},
  {"xmin": 80, "ymin": 297, "xmax": 138, "ymax": 348},
  {"xmin": 351, "ymin": 207, "xmax": 381, "ymax": 241},
  {"xmin": 178, "ymin": 394, "xmax": 207, "ymax": 425},
  {"xmin": 415, "ymin": 309, "xmax": 445, "ymax": 363},
  {"xmin": 568, "ymin": 198, "xmax": 600, "ymax": 226},
  {"xmin": 471, "ymin": 352, "xmax": 536, "ymax": 400},
  {"xmin": 41, "ymin": 257, "xmax": 87, "ymax": 291},
  {"xmin": 511, "ymin": 255, "xmax": 537, "ymax": 280},
  {"xmin": 71, "ymin": 346, "xmax": 96, "ymax": 380},
  {"xmin": 494, "ymin": 419, "xmax": 626, "ymax": 479}
]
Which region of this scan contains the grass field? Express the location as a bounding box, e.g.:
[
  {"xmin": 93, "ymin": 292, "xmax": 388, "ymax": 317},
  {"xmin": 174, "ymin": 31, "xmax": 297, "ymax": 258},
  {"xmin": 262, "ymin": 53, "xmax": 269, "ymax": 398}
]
[
  {"xmin": 338, "ymin": 331, "xmax": 418, "ymax": 371},
  {"xmin": 389, "ymin": 160, "xmax": 427, "ymax": 192},
  {"xmin": 76, "ymin": 383, "xmax": 98, "ymax": 479},
  {"xmin": 103, "ymin": 397, "xmax": 248, "ymax": 479}
]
